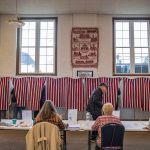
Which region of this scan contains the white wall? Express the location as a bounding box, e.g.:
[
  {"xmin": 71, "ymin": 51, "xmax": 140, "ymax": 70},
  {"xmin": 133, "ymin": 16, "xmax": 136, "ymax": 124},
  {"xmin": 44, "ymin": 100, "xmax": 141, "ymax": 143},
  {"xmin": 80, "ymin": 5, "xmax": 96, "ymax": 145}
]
[{"xmin": 0, "ymin": 14, "xmax": 122, "ymax": 77}]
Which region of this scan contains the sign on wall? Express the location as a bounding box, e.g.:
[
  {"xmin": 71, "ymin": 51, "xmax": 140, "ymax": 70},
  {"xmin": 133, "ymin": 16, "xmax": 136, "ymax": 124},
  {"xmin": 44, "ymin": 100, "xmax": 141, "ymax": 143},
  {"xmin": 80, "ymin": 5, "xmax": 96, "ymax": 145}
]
[{"xmin": 71, "ymin": 27, "xmax": 99, "ymax": 67}]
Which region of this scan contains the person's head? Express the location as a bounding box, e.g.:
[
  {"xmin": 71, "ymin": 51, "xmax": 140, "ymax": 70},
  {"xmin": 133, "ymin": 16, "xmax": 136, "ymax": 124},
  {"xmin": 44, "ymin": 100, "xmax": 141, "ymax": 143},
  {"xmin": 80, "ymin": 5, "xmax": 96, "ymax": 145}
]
[
  {"xmin": 102, "ymin": 103, "xmax": 114, "ymax": 115},
  {"xmin": 99, "ymin": 83, "xmax": 108, "ymax": 93},
  {"xmin": 36, "ymin": 100, "xmax": 57, "ymax": 121}
]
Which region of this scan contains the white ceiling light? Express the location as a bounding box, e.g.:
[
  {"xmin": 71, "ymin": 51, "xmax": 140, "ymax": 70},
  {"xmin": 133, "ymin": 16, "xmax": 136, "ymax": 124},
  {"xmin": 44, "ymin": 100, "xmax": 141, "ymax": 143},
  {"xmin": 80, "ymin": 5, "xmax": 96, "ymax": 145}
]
[{"xmin": 8, "ymin": 0, "xmax": 25, "ymax": 28}]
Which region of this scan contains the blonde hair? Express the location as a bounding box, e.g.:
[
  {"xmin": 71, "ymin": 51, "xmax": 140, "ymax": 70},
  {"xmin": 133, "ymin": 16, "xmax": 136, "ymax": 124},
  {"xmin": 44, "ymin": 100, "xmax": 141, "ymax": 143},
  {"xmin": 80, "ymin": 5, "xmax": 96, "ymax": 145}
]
[
  {"xmin": 102, "ymin": 103, "xmax": 113, "ymax": 115},
  {"xmin": 36, "ymin": 100, "xmax": 57, "ymax": 121}
]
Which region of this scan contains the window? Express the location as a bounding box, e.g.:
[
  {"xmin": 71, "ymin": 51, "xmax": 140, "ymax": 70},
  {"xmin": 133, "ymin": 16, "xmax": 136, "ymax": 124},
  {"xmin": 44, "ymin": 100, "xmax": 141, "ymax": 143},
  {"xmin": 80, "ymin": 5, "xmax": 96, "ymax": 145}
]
[
  {"xmin": 17, "ymin": 18, "xmax": 57, "ymax": 75},
  {"xmin": 113, "ymin": 18, "xmax": 150, "ymax": 75}
]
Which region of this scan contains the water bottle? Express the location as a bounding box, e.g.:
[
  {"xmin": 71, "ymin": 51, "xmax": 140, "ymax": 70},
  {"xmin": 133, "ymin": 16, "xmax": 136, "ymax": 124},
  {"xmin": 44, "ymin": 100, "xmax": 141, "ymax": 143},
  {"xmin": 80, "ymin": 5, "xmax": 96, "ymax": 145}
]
[{"xmin": 86, "ymin": 112, "xmax": 91, "ymax": 127}]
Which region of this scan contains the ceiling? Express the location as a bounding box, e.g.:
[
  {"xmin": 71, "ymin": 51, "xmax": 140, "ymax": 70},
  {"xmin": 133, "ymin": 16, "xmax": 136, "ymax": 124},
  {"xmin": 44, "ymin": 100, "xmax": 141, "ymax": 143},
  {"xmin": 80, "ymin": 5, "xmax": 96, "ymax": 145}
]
[{"xmin": 0, "ymin": 0, "xmax": 150, "ymax": 15}]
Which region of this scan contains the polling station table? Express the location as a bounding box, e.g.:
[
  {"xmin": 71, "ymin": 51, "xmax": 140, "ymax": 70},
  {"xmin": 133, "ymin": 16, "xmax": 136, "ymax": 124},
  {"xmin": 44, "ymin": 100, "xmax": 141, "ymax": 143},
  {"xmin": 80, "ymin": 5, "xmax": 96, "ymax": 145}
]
[{"xmin": 0, "ymin": 120, "xmax": 150, "ymax": 150}]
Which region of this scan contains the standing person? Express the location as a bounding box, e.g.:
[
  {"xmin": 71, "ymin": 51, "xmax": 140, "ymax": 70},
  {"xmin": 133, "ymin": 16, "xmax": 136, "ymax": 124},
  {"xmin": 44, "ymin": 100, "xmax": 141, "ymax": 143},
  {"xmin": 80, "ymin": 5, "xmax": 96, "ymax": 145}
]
[
  {"xmin": 86, "ymin": 83, "xmax": 108, "ymax": 140},
  {"xmin": 10, "ymin": 89, "xmax": 23, "ymax": 119}
]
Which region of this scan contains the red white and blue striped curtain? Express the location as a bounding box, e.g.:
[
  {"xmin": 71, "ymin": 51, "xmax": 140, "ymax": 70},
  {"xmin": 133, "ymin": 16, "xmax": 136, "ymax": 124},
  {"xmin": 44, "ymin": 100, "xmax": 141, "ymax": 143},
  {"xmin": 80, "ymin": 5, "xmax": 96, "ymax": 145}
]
[
  {"xmin": 85, "ymin": 78, "xmax": 98, "ymax": 105},
  {"xmin": 0, "ymin": 77, "xmax": 10, "ymax": 110},
  {"xmin": 123, "ymin": 78, "xmax": 135, "ymax": 108},
  {"xmin": 46, "ymin": 77, "xmax": 68, "ymax": 108},
  {"xmin": 97, "ymin": 77, "xmax": 121, "ymax": 107},
  {"xmin": 26, "ymin": 77, "xmax": 46, "ymax": 110},
  {"xmin": 134, "ymin": 78, "xmax": 145, "ymax": 110},
  {"xmin": 46, "ymin": 77, "xmax": 57, "ymax": 105},
  {"xmin": 143, "ymin": 78, "xmax": 150, "ymax": 111},
  {"xmin": 56, "ymin": 77, "xmax": 68, "ymax": 108},
  {"xmin": 66, "ymin": 78, "xmax": 84, "ymax": 111},
  {"xmin": 11, "ymin": 77, "xmax": 27, "ymax": 107}
]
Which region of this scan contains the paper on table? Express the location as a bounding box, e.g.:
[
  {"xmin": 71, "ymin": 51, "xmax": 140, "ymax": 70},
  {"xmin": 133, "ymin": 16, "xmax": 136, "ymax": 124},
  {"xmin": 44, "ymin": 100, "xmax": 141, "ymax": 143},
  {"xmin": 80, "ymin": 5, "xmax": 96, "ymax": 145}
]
[
  {"xmin": 22, "ymin": 110, "xmax": 32, "ymax": 125},
  {"xmin": 69, "ymin": 124, "xmax": 80, "ymax": 128},
  {"xmin": 68, "ymin": 109, "xmax": 77, "ymax": 125},
  {"xmin": 113, "ymin": 110, "xmax": 120, "ymax": 118}
]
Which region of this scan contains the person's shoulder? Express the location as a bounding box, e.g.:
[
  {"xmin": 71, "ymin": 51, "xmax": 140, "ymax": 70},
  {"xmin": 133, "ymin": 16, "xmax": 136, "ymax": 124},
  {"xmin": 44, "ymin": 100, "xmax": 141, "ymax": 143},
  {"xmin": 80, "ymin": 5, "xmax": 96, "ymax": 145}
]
[
  {"xmin": 55, "ymin": 113, "xmax": 62, "ymax": 121},
  {"xmin": 112, "ymin": 115, "xmax": 121, "ymax": 122}
]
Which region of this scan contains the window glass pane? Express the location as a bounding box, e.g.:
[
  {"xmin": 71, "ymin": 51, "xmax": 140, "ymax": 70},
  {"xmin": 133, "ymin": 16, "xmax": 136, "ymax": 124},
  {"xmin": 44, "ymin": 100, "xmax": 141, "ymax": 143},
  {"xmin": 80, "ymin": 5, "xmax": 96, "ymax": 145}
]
[
  {"xmin": 21, "ymin": 48, "xmax": 28, "ymax": 53},
  {"xmin": 141, "ymin": 31, "xmax": 147, "ymax": 38},
  {"xmin": 47, "ymin": 48, "xmax": 54, "ymax": 55},
  {"xmin": 40, "ymin": 48, "xmax": 47, "ymax": 55},
  {"xmin": 29, "ymin": 22, "xmax": 36, "ymax": 29},
  {"xmin": 40, "ymin": 39, "xmax": 46, "ymax": 46},
  {"xmin": 141, "ymin": 22, "xmax": 147, "ymax": 30},
  {"xmin": 116, "ymin": 65, "xmax": 130, "ymax": 73},
  {"xmin": 116, "ymin": 39, "xmax": 122, "ymax": 47},
  {"xmin": 29, "ymin": 30, "xmax": 35, "ymax": 38},
  {"xmin": 40, "ymin": 56, "xmax": 47, "ymax": 64},
  {"xmin": 47, "ymin": 56, "xmax": 54, "ymax": 65},
  {"xmin": 40, "ymin": 65, "xmax": 47, "ymax": 73},
  {"xmin": 22, "ymin": 30, "xmax": 28, "ymax": 38},
  {"xmin": 48, "ymin": 22, "xmax": 54, "ymax": 29},
  {"xmin": 47, "ymin": 30, "xmax": 54, "ymax": 38},
  {"xmin": 134, "ymin": 31, "xmax": 140, "ymax": 38},
  {"xmin": 123, "ymin": 22, "xmax": 129, "ymax": 30},
  {"xmin": 134, "ymin": 39, "xmax": 141, "ymax": 47},
  {"xmin": 116, "ymin": 22, "xmax": 122, "ymax": 30},
  {"xmin": 141, "ymin": 39, "xmax": 148, "ymax": 47},
  {"xmin": 123, "ymin": 39, "xmax": 129, "ymax": 47},
  {"xmin": 47, "ymin": 65, "xmax": 54, "ymax": 73},
  {"xmin": 123, "ymin": 31, "xmax": 129, "ymax": 38},
  {"xmin": 40, "ymin": 30, "xmax": 47, "ymax": 38},
  {"xmin": 134, "ymin": 22, "xmax": 140, "ymax": 30},
  {"xmin": 41, "ymin": 22, "xmax": 48, "ymax": 29},
  {"xmin": 21, "ymin": 65, "xmax": 28, "ymax": 73},
  {"xmin": 22, "ymin": 39, "xmax": 28, "ymax": 46},
  {"xmin": 116, "ymin": 31, "xmax": 122, "ymax": 38},
  {"xmin": 28, "ymin": 48, "xmax": 35, "ymax": 55},
  {"xmin": 28, "ymin": 39, "xmax": 35, "ymax": 46},
  {"xmin": 47, "ymin": 39, "xmax": 54, "ymax": 46}
]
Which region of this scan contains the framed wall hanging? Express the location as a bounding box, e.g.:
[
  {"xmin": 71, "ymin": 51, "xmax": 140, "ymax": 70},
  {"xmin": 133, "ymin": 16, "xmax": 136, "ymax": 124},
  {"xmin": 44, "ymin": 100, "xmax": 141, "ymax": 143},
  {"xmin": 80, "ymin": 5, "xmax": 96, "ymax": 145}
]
[{"xmin": 71, "ymin": 27, "xmax": 99, "ymax": 67}]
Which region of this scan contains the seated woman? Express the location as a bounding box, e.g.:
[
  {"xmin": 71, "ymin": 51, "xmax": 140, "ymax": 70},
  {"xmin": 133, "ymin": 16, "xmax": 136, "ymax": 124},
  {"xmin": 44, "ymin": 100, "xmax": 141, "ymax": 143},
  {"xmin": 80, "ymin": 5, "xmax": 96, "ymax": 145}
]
[
  {"xmin": 35, "ymin": 100, "xmax": 66, "ymax": 130},
  {"xmin": 92, "ymin": 103, "xmax": 122, "ymax": 148}
]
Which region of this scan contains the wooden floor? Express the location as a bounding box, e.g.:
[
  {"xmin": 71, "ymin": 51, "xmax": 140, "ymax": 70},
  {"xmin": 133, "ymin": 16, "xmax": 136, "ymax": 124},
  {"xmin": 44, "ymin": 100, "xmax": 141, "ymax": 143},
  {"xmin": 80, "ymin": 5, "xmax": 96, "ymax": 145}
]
[{"xmin": 0, "ymin": 130, "xmax": 150, "ymax": 150}]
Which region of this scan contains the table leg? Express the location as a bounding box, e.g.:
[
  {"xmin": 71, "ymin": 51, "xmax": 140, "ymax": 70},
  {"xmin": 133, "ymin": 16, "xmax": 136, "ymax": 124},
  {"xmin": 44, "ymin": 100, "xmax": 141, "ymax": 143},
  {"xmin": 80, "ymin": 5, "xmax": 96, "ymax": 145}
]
[
  {"xmin": 63, "ymin": 130, "xmax": 67, "ymax": 150},
  {"xmin": 88, "ymin": 131, "xmax": 91, "ymax": 150}
]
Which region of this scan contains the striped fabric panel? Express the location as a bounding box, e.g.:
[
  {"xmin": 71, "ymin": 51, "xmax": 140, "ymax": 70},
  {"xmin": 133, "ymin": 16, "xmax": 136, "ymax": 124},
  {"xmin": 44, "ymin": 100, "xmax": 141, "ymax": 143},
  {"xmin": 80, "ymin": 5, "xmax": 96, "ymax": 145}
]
[
  {"xmin": 57, "ymin": 77, "xmax": 68, "ymax": 108},
  {"xmin": 110, "ymin": 78, "xmax": 121, "ymax": 107},
  {"xmin": 46, "ymin": 77, "xmax": 57, "ymax": 105},
  {"xmin": 143, "ymin": 78, "xmax": 150, "ymax": 111},
  {"xmin": 123, "ymin": 78, "xmax": 135, "ymax": 108},
  {"xmin": 85, "ymin": 78, "xmax": 98, "ymax": 106},
  {"xmin": 66, "ymin": 78, "xmax": 84, "ymax": 111},
  {"xmin": 26, "ymin": 77, "xmax": 46, "ymax": 110},
  {"xmin": 0, "ymin": 77, "xmax": 10, "ymax": 110},
  {"xmin": 97, "ymin": 77, "xmax": 121, "ymax": 107},
  {"xmin": 134, "ymin": 78, "xmax": 145, "ymax": 110},
  {"xmin": 46, "ymin": 77, "xmax": 68, "ymax": 108},
  {"xmin": 11, "ymin": 77, "xmax": 27, "ymax": 107},
  {"xmin": 97, "ymin": 77, "xmax": 111, "ymax": 104}
]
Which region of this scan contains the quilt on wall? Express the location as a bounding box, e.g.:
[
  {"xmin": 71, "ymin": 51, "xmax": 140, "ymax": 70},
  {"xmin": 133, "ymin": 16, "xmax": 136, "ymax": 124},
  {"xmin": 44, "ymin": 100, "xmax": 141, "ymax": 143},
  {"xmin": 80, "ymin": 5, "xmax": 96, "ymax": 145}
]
[{"xmin": 71, "ymin": 28, "xmax": 99, "ymax": 67}]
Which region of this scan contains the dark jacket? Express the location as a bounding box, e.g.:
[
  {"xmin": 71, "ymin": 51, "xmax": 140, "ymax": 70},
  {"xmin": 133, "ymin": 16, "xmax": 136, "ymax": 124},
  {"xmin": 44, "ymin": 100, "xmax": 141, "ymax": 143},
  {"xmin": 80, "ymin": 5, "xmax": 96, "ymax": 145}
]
[{"xmin": 86, "ymin": 88, "xmax": 103, "ymax": 120}]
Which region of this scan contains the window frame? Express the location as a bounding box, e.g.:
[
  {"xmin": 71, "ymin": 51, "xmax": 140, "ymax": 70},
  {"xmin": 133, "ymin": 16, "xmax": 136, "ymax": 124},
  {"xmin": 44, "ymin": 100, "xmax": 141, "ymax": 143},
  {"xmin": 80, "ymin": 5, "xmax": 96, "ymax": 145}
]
[
  {"xmin": 113, "ymin": 17, "xmax": 150, "ymax": 76},
  {"xmin": 16, "ymin": 17, "xmax": 57, "ymax": 76}
]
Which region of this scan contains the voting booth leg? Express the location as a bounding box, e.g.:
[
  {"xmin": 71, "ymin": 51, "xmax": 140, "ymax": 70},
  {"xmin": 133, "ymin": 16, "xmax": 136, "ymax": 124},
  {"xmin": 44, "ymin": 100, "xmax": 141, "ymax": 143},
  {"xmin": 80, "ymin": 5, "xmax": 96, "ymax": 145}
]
[{"xmin": 88, "ymin": 131, "xmax": 91, "ymax": 150}]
